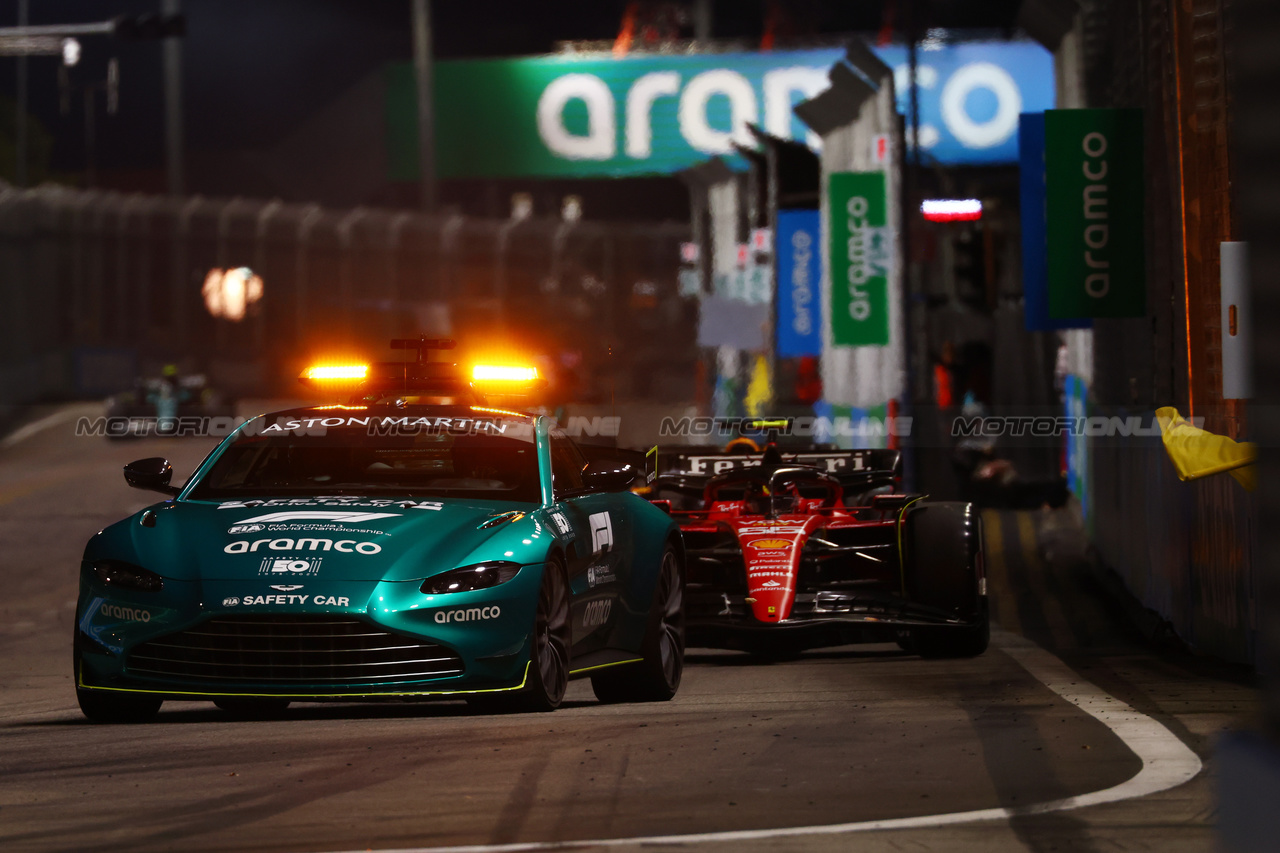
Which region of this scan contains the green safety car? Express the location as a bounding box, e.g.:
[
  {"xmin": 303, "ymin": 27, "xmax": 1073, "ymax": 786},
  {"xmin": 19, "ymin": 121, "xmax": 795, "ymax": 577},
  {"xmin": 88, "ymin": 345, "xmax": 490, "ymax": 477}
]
[{"xmin": 74, "ymin": 339, "xmax": 685, "ymax": 721}]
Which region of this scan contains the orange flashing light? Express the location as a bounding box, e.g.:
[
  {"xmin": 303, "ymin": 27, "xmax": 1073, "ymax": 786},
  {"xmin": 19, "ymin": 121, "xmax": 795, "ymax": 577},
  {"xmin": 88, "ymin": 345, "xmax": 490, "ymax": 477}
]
[
  {"xmin": 470, "ymin": 405, "xmax": 530, "ymax": 419},
  {"xmin": 472, "ymin": 365, "xmax": 539, "ymax": 382},
  {"xmin": 301, "ymin": 364, "xmax": 368, "ymax": 381},
  {"xmin": 313, "ymin": 404, "xmax": 368, "ymax": 410}
]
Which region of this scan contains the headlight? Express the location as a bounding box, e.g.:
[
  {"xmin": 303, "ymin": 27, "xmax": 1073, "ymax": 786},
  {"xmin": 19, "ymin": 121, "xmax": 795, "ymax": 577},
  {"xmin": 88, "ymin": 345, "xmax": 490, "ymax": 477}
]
[
  {"xmin": 91, "ymin": 560, "xmax": 165, "ymax": 592},
  {"xmin": 421, "ymin": 561, "xmax": 521, "ymax": 595}
]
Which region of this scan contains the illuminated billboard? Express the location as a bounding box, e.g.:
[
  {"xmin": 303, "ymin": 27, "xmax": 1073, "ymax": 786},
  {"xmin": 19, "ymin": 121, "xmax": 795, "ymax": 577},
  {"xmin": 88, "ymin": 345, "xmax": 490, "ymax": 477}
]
[{"xmin": 385, "ymin": 42, "xmax": 1054, "ymax": 179}]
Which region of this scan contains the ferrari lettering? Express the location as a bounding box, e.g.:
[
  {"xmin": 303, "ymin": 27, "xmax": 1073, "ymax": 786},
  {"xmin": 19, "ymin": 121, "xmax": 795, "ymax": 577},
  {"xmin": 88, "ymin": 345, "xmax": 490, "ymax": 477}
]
[
  {"xmin": 100, "ymin": 603, "xmax": 151, "ymax": 622},
  {"xmin": 434, "ymin": 606, "xmax": 501, "ymax": 623},
  {"xmin": 224, "ymin": 538, "xmax": 382, "ymax": 555}
]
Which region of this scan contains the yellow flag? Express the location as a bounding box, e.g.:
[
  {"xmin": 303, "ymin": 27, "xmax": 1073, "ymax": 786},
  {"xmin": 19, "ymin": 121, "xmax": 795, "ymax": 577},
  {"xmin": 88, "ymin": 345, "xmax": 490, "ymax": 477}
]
[
  {"xmin": 744, "ymin": 355, "xmax": 772, "ymax": 418},
  {"xmin": 1155, "ymin": 407, "xmax": 1257, "ymax": 491}
]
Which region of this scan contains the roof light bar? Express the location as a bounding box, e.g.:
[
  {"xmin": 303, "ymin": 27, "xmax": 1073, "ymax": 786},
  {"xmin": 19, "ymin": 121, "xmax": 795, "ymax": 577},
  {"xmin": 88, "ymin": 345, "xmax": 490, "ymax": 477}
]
[
  {"xmin": 472, "ymin": 365, "xmax": 539, "ymax": 382},
  {"xmin": 301, "ymin": 364, "xmax": 369, "ymax": 380},
  {"xmin": 921, "ymin": 199, "xmax": 983, "ymax": 223}
]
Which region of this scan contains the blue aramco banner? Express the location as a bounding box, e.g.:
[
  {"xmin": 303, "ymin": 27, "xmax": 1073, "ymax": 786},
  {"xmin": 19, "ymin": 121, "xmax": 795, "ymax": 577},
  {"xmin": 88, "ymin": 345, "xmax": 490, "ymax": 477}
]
[
  {"xmin": 387, "ymin": 41, "xmax": 1054, "ymax": 178},
  {"xmin": 776, "ymin": 209, "xmax": 822, "ymax": 358}
]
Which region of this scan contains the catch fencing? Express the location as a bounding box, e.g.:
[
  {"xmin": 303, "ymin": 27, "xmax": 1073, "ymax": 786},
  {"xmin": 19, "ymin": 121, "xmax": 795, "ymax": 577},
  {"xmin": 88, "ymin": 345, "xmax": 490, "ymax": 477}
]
[{"xmin": 0, "ymin": 182, "xmax": 694, "ymax": 407}]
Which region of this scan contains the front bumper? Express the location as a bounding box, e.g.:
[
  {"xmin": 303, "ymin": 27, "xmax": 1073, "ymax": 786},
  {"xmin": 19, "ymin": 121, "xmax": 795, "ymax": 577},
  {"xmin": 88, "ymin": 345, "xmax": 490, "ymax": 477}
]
[{"xmin": 75, "ymin": 568, "xmax": 543, "ymax": 700}]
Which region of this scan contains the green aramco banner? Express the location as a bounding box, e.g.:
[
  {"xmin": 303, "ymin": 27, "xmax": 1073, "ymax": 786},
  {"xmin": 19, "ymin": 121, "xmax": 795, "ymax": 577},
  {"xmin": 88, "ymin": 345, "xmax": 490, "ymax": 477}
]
[
  {"xmin": 1045, "ymin": 109, "xmax": 1145, "ymax": 318},
  {"xmin": 387, "ymin": 49, "xmax": 843, "ymax": 180},
  {"xmin": 828, "ymin": 172, "xmax": 890, "ymax": 347}
]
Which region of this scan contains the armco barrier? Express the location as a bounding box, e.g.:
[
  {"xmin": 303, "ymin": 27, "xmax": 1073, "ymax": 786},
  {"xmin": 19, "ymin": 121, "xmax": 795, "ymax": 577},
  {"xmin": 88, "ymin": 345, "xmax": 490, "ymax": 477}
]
[{"xmin": 0, "ymin": 182, "xmax": 693, "ymax": 405}]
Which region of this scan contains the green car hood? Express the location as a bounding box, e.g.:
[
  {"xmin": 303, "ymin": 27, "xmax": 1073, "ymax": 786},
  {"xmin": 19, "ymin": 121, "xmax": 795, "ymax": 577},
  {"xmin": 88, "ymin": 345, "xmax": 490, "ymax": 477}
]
[{"xmin": 107, "ymin": 499, "xmax": 548, "ymax": 583}]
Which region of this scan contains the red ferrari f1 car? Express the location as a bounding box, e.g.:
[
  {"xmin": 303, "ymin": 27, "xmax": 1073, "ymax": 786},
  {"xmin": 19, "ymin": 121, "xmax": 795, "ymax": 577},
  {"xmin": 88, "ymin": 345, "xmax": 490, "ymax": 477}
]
[{"xmin": 644, "ymin": 443, "xmax": 988, "ymax": 658}]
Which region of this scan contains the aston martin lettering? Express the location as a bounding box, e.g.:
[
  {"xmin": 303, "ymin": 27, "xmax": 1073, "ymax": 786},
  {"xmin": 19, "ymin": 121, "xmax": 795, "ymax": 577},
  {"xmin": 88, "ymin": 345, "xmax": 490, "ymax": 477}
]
[
  {"xmin": 259, "ymin": 557, "xmax": 323, "ymax": 576},
  {"xmin": 434, "ymin": 606, "xmax": 501, "ymax": 623},
  {"xmin": 100, "ymin": 603, "xmax": 151, "ymax": 622},
  {"xmin": 225, "ymin": 538, "xmax": 383, "ymax": 555},
  {"xmin": 583, "ymin": 599, "xmax": 612, "ymax": 627},
  {"xmin": 259, "ymin": 416, "xmax": 510, "ymax": 434}
]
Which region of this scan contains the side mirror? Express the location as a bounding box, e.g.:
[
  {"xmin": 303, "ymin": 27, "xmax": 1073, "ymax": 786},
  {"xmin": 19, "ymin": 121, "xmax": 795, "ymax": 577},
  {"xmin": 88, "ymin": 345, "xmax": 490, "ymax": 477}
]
[
  {"xmin": 124, "ymin": 457, "xmax": 179, "ymax": 496},
  {"xmin": 581, "ymin": 459, "xmax": 636, "ymax": 493}
]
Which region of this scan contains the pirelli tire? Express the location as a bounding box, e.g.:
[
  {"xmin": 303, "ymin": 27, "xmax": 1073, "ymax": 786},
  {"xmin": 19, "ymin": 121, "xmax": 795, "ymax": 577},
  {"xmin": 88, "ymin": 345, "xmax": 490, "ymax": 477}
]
[
  {"xmin": 899, "ymin": 501, "xmax": 989, "ymax": 658},
  {"xmin": 592, "ymin": 543, "xmax": 685, "ymax": 704}
]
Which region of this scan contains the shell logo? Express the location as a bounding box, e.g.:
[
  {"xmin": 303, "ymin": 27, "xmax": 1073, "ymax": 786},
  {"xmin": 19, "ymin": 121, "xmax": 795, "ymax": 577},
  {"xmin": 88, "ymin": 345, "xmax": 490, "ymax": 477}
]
[{"xmin": 748, "ymin": 538, "xmax": 792, "ymax": 550}]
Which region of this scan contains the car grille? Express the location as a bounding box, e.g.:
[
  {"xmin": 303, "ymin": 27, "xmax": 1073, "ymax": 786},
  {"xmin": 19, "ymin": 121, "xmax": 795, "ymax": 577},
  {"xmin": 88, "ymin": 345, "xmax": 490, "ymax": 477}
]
[{"xmin": 126, "ymin": 616, "xmax": 464, "ymax": 687}]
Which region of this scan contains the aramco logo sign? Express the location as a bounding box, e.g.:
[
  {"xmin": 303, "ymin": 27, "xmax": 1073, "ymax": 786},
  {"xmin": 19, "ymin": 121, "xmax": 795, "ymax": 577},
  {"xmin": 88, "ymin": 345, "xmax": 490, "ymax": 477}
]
[{"xmin": 387, "ymin": 42, "xmax": 1053, "ymax": 179}]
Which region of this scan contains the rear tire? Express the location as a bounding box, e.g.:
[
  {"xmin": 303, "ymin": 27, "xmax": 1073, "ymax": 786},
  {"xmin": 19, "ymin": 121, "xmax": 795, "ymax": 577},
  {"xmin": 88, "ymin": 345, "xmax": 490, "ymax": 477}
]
[
  {"xmin": 76, "ymin": 688, "xmax": 162, "ymax": 724},
  {"xmin": 592, "ymin": 544, "xmax": 685, "ymax": 703}
]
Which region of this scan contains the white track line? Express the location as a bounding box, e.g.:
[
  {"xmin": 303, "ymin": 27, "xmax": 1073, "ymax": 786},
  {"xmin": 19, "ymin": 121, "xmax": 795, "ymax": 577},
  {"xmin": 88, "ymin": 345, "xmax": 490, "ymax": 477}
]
[
  {"xmin": 0, "ymin": 408, "xmax": 80, "ymax": 449},
  {"xmin": 324, "ymin": 629, "xmax": 1202, "ymax": 853}
]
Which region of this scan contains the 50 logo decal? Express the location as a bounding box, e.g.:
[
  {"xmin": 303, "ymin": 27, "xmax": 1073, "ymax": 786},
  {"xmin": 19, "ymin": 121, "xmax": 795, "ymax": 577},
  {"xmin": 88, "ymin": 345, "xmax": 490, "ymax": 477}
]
[{"xmin": 259, "ymin": 557, "xmax": 322, "ymax": 577}]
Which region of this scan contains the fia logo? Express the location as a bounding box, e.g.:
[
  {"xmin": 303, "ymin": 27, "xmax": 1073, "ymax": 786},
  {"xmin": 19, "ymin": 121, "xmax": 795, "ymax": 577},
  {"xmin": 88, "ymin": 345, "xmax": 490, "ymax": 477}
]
[{"xmin": 588, "ymin": 512, "xmax": 613, "ymax": 555}]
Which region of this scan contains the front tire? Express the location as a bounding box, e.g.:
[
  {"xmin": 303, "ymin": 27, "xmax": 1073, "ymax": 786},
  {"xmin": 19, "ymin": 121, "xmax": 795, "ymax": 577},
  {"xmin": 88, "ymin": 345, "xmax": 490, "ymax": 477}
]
[
  {"xmin": 471, "ymin": 558, "xmax": 572, "ymax": 714},
  {"xmin": 592, "ymin": 544, "xmax": 685, "ymax": 703},
  {"xmin": 76, "ymin": 688, "xmax": 162, "ymax": 724}
]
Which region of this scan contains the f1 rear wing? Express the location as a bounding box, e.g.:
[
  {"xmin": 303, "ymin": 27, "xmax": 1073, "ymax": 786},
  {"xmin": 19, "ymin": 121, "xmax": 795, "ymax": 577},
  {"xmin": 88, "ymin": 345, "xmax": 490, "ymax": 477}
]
[{"xmin": 645, "ymin": 446, "xmax": 900, "ymax": 485}]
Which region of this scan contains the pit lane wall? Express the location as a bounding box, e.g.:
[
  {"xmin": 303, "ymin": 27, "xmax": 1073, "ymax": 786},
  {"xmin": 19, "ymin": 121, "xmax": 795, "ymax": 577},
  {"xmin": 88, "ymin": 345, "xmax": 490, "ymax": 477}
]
[{"xmin": 1037, "ymin": 0, "xmax": 1257, "ymax": 665}]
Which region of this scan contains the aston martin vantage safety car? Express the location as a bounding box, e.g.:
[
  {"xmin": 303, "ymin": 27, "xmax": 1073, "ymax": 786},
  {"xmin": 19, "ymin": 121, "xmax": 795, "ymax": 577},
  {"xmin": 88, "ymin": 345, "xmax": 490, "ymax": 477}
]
[
  {"xmin": 646, "ymin": 441, "xmax": 988, "ymax": 658},
  {"xmin": 75, "ymin": 339, "xmax": 685, "ymax": 722}
]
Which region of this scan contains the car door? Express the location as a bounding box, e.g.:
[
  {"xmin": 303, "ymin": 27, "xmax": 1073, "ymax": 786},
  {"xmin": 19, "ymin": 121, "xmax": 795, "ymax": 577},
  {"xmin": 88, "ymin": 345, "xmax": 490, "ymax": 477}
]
[{"xmin": 547, "ymin": 431, "xmax": 632, "ymax": 658}]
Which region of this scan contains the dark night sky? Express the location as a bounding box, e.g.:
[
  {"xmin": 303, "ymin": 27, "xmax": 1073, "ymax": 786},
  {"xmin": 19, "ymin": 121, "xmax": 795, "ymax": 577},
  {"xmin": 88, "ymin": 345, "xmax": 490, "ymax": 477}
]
[{"xmin": 0, "ymin": 1, "xmax": 1021, "ymax": 195}]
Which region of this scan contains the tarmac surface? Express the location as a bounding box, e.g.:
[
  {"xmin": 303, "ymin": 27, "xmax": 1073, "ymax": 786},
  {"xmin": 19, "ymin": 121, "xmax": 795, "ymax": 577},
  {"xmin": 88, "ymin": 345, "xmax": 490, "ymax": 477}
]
[{"xmin": 0, "ymin": 405, "xmax": 1258, "ymax": 852}]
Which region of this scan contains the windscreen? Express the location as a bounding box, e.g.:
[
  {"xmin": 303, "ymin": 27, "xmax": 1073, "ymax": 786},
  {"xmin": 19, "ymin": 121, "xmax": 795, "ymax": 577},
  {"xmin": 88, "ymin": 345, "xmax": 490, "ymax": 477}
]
[{"xmin": 188, "ymin": 415, "xmax": 540, "ymax": 503}]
